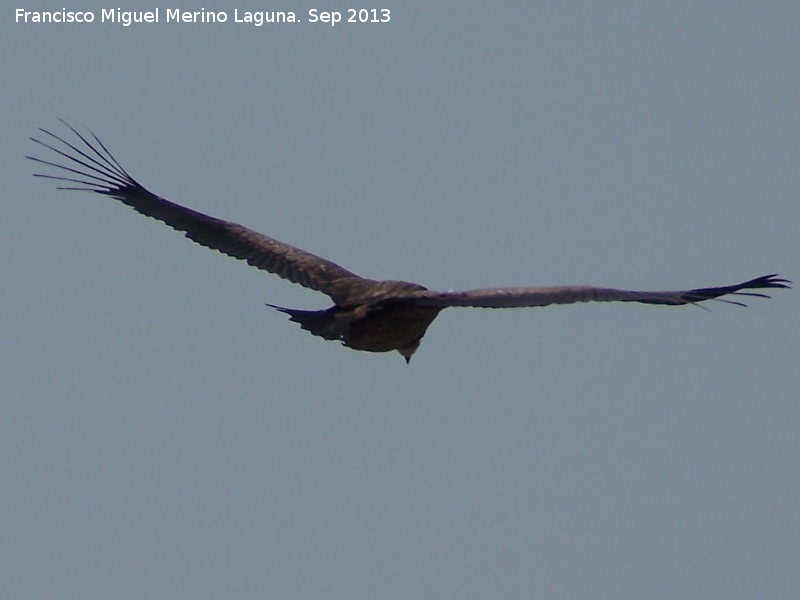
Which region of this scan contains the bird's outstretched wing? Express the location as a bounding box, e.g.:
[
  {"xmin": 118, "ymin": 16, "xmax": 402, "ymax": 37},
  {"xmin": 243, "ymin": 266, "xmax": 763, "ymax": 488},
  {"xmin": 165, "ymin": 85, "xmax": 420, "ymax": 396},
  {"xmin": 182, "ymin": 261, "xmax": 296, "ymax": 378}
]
[
  {"xmin": 414, "ymin": 274, "xmax": 790, "ymax": 309},
  {"xmin": 27, "ymin": 120, "xmax": 378, "ymax": 305}
]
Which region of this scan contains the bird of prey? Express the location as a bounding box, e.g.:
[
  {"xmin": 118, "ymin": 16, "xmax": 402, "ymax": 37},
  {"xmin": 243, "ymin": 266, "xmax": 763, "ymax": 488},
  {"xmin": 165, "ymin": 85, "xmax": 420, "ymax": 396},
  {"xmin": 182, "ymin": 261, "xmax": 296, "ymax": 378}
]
[{"xmin": 28, "ymin": 121, "xmax": 789, "ymax": 363}]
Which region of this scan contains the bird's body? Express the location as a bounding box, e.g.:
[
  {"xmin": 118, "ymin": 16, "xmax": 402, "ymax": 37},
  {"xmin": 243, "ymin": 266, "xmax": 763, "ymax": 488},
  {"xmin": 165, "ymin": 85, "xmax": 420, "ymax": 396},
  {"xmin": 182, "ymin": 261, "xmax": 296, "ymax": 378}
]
[
  {"xmin": 275, "ymin": 300, "xmax": 443, "ymax": 358},
  {"xmin": 28, "ymin": 121, "xmax": 789, "ymax": 362}
]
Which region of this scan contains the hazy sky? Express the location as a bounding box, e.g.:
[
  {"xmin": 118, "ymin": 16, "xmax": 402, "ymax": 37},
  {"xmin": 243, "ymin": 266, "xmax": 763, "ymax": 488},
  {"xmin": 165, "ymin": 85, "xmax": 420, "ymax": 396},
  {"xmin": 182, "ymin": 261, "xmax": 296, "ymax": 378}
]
[{"xmin": 2, "ymin": 3, "xmax": 798, "ymax": 599}]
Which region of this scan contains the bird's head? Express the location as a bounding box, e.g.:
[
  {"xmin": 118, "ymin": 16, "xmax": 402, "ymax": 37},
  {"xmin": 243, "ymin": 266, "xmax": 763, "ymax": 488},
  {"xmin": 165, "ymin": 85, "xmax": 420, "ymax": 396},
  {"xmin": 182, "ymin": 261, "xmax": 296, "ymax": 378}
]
[{"xmin": 397, "ymin": 341, "xmax": 420, "ymax": 364}]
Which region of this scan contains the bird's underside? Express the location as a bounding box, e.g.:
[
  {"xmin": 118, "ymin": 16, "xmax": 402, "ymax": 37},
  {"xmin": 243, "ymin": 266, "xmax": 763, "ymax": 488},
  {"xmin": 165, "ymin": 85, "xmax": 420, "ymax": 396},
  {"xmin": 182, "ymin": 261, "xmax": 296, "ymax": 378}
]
[{"xmin": 28, "ymin": 120, "xmax": 790, "ymax": 362}]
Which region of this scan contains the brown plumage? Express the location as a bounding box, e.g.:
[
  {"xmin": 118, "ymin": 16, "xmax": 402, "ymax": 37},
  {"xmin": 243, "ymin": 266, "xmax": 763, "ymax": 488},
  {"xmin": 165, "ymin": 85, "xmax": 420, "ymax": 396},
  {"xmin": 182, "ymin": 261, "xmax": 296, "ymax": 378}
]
[{"xmin": 28, "ymin": 121, "xmax": 790, "ymax": 362}]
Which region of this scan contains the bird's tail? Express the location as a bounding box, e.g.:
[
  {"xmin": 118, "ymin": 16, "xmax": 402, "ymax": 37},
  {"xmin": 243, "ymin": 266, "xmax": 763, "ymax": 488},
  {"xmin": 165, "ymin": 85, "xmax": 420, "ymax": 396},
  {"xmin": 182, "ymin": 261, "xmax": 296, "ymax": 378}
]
[{"xmin": 266, "ymin": 304, "xmax": 344, "ymax": 341}]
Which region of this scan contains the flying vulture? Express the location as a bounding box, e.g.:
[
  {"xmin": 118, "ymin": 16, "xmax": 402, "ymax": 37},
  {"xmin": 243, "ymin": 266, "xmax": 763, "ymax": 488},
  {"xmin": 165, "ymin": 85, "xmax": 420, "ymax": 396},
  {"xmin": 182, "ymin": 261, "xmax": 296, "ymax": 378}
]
[{"xmin": 28, "ymin": 121, "xmax": 789, "ymax": 362}]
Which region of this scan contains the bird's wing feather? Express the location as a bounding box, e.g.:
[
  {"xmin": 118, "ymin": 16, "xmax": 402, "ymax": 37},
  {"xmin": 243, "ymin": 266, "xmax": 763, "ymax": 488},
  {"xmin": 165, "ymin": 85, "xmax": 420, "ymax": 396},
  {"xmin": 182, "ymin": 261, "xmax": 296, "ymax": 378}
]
[
  {"xmin": 28, "ymin": 121, "xmax": 377, "ymax": 305},
  {"xmin": 413, "ymin": 274, "xmax": 790, "ymax": 308}
]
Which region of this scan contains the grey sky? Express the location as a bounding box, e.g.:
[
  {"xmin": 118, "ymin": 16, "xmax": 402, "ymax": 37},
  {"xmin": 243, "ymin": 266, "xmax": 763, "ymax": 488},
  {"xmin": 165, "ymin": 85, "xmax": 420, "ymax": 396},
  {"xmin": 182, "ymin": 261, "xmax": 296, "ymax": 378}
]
[{"xmin": 2, "ymin": 3, "xmax": 798, "ymax": 599}]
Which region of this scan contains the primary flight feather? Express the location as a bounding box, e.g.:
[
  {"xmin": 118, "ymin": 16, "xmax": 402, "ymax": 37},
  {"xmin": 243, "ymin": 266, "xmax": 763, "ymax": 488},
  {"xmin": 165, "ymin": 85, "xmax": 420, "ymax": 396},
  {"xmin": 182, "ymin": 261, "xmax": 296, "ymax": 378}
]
[{"xmin": 28, "ymin": 121, "xmax": 790, "ymax": 362}]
